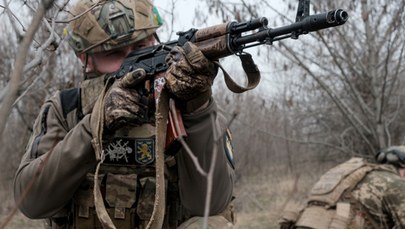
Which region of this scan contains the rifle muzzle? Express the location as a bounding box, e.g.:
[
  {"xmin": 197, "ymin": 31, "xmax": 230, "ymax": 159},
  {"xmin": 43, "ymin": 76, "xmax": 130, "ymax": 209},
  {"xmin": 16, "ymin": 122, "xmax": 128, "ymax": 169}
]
[{"xmin": 328, "ymin": 9, "xmax": 349, "ymax": 25}]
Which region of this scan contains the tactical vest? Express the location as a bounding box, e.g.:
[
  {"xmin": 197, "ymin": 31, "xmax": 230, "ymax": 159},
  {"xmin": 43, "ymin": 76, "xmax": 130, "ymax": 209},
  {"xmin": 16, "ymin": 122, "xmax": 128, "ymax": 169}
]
[
  {"xmin": 49, "ymin": 76, "xmax": 190, "ymax": 228},
  {"xmin": 280, "ymin": 158, "xmax": 397, "ymax": 229},
  {"xmin": 71, "ymin": 139, "xmax": 189, "ymax": 229}
]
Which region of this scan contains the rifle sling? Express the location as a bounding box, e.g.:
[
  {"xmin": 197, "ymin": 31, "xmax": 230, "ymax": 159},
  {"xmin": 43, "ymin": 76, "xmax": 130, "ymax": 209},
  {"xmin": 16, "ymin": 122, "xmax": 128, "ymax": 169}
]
[
  {"xmin": 146, "ymin": 86, "xmax": 168, "ymax": 229},
  {"xmin": 90, "ymin": 77, "xmax": 116, "ymax": 229},
  {"xmin": 217, "ymin": 52, "xmax": 261, "ymax": 93}
]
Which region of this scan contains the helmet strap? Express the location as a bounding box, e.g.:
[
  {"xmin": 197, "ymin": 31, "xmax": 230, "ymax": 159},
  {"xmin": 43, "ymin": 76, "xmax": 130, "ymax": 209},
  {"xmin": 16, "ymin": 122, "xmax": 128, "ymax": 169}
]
[
  {"xmin": 82, "ymin": 53, "xmax": 89, "ymax": 79},
  {"xmin": 82, "ymin": 53, "xmax": 103, "ymax": 79},
  {"xmin": 153, "ymin": 32, "xmax": 161, "ymax": 44}
]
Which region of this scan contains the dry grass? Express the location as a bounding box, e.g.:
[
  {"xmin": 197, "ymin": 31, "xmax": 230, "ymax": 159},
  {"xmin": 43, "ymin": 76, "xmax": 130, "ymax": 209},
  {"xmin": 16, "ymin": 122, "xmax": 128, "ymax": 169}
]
[
  {"xmin": 233, "ymin": 169, "xmax": 322, "ymax": 229},
  {"xmin": 0, "ymin": 166, "xmax": 327, "ymax": 229}
]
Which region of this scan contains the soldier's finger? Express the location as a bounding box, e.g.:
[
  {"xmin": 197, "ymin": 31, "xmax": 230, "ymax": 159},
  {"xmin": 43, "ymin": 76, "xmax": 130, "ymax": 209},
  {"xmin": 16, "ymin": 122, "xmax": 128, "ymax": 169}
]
[{"xmin": 120, "ymin": 68, "xmax": 147, "ymax": 88}]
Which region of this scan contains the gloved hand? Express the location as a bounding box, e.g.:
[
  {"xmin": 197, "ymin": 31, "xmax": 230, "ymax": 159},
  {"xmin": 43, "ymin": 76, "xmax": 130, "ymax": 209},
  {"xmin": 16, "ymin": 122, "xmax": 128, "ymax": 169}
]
[
  {"xmin": 104, "ymin": 68, "xmax": 149, "ymax": 131},
  {"xmin": 165, "ymin": 42, "xmax": 218, "ymax": 105}
]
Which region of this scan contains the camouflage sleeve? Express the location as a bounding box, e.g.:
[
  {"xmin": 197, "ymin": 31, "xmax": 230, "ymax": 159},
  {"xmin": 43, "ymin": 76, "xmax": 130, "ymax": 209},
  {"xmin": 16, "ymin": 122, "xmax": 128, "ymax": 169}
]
[
  {"xmin": 13, "ymin": 91, "xmax": 97, "ymax": 218},
  {"xmin": 352, "ymin": 169, "xmax": 405, "ymax": 228},
  {"xmin": 176, "ymin": 98, "xmax": 235, "ymax": 216}
]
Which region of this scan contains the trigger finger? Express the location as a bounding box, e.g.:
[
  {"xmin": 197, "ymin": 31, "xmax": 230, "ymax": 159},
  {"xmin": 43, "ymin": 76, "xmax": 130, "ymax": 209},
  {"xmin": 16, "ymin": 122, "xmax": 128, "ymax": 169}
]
[{"xmin": 121, "ymin": 68, "xmax": 147, "ymax": 87}]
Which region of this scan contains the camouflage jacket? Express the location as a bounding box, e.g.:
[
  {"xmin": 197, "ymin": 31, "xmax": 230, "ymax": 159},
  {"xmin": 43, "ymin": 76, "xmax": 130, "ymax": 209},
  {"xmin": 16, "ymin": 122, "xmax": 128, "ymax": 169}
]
[
  {"xmin": 13, "ymin": 76, "xmax": 235, "ymax": 227},
  {"xmin": 279, "ymin": 158, "xmax": 405, "ymax": 229},
  {"xmin": 351, "ymin": 166, "xmax": 405, "ymax": 228}
]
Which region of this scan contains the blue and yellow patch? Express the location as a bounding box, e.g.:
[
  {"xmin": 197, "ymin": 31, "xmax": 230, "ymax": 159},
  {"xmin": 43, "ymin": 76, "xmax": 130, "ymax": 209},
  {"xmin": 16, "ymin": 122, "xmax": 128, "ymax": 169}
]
[
  {"xmin": 135, "ymin": 138, "xmax": 155, "ymax": 165},
  {"xmin": 224, "ymin": 129, "xmax": 235, "ymax": 169}
]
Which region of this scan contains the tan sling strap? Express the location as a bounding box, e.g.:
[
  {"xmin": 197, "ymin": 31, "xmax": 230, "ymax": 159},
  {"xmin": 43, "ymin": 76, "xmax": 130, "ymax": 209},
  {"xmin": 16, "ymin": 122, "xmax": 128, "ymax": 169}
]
[
  {"xmin": 216, "ymin": 52, "xmax": 261, "ymax": 94},
  {"xmin": 145, "ymin": 77, "xmax": 169, "ymax": 229},
  {"xmin": 90, "ymin": 75, "xmax": 168, "ymax": 229},
  {"xmin": 90, "ymin": 77, "xmax": 116, "ymax": 229}
]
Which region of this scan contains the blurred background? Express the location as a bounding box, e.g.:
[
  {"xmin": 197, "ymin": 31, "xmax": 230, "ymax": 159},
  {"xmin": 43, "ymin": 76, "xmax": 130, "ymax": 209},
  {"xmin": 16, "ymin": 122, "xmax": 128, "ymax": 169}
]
[{"xmin": 0, "ymin": 0, "xmax": 404, "ymax": 228}]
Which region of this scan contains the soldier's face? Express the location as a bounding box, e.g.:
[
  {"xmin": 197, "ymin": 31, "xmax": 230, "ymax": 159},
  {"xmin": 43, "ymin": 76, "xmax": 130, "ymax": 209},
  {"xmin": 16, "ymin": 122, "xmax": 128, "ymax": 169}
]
[{"xmin": 80, "ymin": 36, "xmax": 156, "ymax": 74}]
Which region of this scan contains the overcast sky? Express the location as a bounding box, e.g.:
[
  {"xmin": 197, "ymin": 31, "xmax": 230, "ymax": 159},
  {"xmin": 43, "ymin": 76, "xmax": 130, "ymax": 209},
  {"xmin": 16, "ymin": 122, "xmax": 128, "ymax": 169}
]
[
  {"xmin": 151, "ymin": 0, "xmax": 298, "ymax": 95},
  {"xmin": 153, "ymin": 0, "xmax": 287, "ymax": 42}
]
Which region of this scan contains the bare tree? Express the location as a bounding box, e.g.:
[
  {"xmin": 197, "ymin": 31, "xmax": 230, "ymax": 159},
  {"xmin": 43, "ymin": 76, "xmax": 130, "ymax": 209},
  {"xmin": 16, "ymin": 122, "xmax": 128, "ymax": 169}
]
[
  {"xmin": 202, "ymin": 0, "xmax": 405, "ymax": 164},
  {"xmin": 277, "ymin": 0, "xmax": 405, "ymax": 156},
  {"xmin": 2, "ymin": 0, "xmax": 404, "ymax": 227},
  {"xmin": 0, "ymin": 0, "xmax": 81, "ymax": 216}
]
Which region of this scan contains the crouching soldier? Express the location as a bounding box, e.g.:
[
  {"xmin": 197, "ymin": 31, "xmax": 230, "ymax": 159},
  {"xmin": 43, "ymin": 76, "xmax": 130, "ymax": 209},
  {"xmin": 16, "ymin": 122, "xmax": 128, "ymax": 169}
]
[{"xmin": 279, "ymin": 146, "xmax": 405, "ymax": 229}]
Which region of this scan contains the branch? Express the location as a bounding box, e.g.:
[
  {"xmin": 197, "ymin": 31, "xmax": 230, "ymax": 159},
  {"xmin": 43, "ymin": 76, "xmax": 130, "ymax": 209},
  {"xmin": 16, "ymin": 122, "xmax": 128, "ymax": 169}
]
[
  {"xmin": 317, "ymin": 31, "xmax": 374, "ymax": 119},
  {"xmin": 376, "ymin": 1, "xmax": 405, "ymax": 51},
  {"xmin": 0, "ymin": 1, "xmax": 52, "ymax": 137},
  {"xmin": 2, "ymin": 0, "xmax": 27, "ymax": 37},
  {"xmin": 276, "ymin": 42, "xmax": 375, "ymax": 153},
  {"xmin": 234, "ymin": 115, "xmax": 353, "ymax": 156}
]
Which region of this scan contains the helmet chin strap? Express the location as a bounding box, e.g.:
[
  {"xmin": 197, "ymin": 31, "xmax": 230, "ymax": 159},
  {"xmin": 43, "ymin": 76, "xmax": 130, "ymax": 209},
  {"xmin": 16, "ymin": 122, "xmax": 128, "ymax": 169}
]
[
  {"xmin": 83, "ymin": 54, "xmax": 89, "ymax": 79},
  {"xmin": 83, "ymin": 53, "xmax": 104, "ymax": 79},
  {"xmin": 153, "ymin": 32, "xmax": 161, "ymax": 44}
]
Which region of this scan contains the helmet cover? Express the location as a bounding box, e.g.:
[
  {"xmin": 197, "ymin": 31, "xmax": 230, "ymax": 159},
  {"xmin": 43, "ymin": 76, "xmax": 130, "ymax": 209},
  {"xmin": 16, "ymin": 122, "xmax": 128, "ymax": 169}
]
[{"xmin": 65, "ymin": 0, "xmax": 163, "ymax": 53}]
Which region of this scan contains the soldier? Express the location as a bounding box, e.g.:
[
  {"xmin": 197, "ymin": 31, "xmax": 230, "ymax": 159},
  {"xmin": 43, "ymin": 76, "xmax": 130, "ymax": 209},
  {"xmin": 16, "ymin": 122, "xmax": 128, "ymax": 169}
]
[
  {"xmin": 14, "ymin": 0, "xmax": 235, "ymax": 228},
  {"xmin": 279, "ymin": 146, "xmax": 405, "ymax": 228}
]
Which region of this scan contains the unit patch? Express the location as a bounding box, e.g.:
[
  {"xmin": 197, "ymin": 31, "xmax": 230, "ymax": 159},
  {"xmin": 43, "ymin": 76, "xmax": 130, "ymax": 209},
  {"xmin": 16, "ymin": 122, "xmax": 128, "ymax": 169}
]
[
  {"xmin": 135, "ymin": 139, "xmax": 155, "ymax": 165},
  {"xmin": 224, "ymin": 129, "xmax": 235, "ymax": 169},
  {"xmin": 105, "ymin": 139, "xmax": 133, "ymax": 163},
  {"xmin": 104, "ymin": 138, "xmax": 155, "ymax": 165}
]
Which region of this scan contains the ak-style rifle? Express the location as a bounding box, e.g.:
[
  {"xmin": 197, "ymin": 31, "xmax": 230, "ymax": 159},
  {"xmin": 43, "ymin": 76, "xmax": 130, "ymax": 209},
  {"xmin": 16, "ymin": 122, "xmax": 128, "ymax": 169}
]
[
  {"xmin": 111, "ymin": 0, "xmax": 348, "ymax": 155},
  {"xmin": 113, "ymin": 3, "xmax": 348, "ymax": 78}
]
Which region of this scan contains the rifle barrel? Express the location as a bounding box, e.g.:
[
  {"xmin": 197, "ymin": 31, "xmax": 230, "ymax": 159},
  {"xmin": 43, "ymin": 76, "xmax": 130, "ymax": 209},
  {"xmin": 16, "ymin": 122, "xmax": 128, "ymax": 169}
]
[
  {"xmin": 232, "ymin": 9, "xmax": 348, "ymax": 49},
  {"xmin": 269, "ymin": 9, "xmax": 348, "ymax": 37}
]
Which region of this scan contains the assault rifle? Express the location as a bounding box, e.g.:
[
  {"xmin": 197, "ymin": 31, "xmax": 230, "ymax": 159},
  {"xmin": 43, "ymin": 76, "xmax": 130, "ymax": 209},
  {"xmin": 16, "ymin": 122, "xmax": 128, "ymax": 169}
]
[
  {"xmin": 111, "ymin": 1, "xmax": 348, "ymax": 155},
  {"xmin": 113, "ymin": 5, "xmax": 348, "ymax": 79}
]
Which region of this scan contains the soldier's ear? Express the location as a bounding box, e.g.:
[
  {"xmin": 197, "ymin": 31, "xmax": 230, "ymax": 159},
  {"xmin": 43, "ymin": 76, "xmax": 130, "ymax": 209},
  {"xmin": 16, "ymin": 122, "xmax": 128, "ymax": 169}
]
[
  {"xmin": 399, "ymin": 168, "xmax": 405, "ymax": 180},
  {"xmin": 78, "ymin": 53, "xmax": 96, "ymax": 72}
]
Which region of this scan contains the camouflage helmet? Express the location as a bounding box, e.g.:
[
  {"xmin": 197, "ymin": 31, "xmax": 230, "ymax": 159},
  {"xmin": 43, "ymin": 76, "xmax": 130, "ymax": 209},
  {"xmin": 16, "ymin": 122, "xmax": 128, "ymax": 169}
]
[
  {"xmin": 65, "ymin": 0, "xmax": 163, "ymax": 54},
  {"xmin": 376, "ymin": 145, "xmax": 405, "ymax": 168}
]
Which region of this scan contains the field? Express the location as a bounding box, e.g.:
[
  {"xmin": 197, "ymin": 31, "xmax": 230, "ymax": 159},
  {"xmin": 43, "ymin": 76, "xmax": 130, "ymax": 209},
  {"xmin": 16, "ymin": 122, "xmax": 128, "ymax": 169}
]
[
  {"xmin": 233, "ymin": 171, "xmax": 318, "ymax": 229},
  {"xmin": 1, "ymin": 167, "xmax": 324, "ymax": 229}
]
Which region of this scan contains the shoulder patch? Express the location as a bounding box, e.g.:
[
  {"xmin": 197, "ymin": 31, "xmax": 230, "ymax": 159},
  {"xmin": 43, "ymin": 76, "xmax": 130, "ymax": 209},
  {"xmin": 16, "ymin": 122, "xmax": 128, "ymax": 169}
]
[
  {"xmin": 60, "ymin": 88, "xmax": 80, "ymax": 119},
  {"xmin": 224, "ymin": 129, "xmax": 235, "ymax": 169}
]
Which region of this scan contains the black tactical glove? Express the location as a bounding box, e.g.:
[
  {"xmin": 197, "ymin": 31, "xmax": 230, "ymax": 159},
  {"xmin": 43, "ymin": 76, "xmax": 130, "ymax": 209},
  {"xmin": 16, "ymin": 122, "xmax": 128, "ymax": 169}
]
[
  {"xmin": 165, "ymin": 42, "xmax": 218, "ymax": 112},
  {"xmin": 104, "ymin": 68, "xmax": 149, "ymax": 131}
]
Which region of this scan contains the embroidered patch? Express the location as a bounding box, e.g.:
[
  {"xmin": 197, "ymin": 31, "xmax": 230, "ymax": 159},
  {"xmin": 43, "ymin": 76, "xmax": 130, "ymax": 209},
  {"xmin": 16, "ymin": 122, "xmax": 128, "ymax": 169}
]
[
  {"xmin": 224, "ymin": 129, "xmax": 235, "ymax": 169},
  {"xmin": 105, "ymin": 139, "xmax": 133, "ymax": 163},
  {"xmin": 135, "ymin": 139, "xmax": 155, "ymax": 165},
  {"xmin": 104, "ymin": 138, "xmax": 155, "ymax": 165}
]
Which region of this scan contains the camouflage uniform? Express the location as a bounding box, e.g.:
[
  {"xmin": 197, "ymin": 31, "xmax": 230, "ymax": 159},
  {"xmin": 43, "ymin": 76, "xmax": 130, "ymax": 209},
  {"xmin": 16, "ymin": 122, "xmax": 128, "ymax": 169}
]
[
  {"xmin": 14, "ymin": 0, "xmax": 236, "ymax": 227},
  {"xmin": 351, "ymin": 167, "xmax": 405, "ymax": 228},
  {"xmin": 13, "ymin": 74, "xmax": 235, "ymax": 228},
  {"xmin": 279, "ymin": 157, "xmax": 405, "ymax": 229}
]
